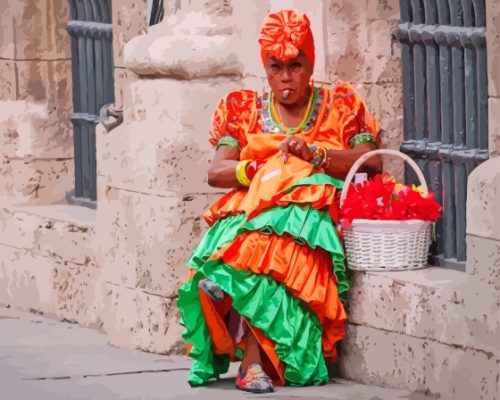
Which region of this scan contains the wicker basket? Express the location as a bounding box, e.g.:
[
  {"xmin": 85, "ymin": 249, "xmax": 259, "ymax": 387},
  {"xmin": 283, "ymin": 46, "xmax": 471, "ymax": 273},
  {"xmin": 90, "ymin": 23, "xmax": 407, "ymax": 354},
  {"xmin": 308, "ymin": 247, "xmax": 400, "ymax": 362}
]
[{"xmin": 340, "ymin": 149, "xmax": 432, "ymax": 271}]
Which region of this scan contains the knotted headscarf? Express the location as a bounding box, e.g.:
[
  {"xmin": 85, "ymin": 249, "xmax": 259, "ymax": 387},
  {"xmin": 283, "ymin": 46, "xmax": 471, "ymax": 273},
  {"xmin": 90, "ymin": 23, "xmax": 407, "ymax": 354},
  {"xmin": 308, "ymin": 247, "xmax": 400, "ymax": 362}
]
[{"xmin": 258, "ymin": 9, "xmax": 315, "ymax": 68}]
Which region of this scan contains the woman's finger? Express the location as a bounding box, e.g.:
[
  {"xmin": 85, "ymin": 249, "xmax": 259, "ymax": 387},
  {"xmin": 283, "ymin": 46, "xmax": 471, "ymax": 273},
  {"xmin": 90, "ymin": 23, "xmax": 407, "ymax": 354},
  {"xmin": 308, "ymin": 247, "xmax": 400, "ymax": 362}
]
[{"xmin": 281, "ymin": 139, "xmax": 291, "ymax": 164}]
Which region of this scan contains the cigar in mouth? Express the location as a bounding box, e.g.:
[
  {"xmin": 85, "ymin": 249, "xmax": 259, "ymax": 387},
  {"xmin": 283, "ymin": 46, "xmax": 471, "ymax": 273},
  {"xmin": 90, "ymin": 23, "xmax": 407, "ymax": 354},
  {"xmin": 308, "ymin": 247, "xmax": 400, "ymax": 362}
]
[{"xmin": 282, "ymin": 90, "xmax": 290, "ymax": 100}]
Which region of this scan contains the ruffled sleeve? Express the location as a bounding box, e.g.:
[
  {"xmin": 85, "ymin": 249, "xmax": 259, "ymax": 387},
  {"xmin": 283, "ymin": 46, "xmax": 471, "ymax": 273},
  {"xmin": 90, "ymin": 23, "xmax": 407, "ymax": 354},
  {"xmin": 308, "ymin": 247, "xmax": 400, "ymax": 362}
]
[
  {"xmin": 332, "ymin": 82, "xmax": 381, "ymax": 149},
  {"xmin": 208, "ymin": 90, "xmax": 257, "ymax": 151}
]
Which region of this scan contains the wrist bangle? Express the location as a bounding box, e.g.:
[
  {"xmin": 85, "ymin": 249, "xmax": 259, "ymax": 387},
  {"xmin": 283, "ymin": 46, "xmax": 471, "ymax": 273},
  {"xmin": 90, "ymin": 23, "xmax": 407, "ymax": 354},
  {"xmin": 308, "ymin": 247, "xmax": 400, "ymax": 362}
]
[
  {"xmin": 308, "ymin": 144, "xmax": 327, "ymax": 170},
  {"xmin": 236, "ymin": 160, "xmax": 251, "ymax": 187}
]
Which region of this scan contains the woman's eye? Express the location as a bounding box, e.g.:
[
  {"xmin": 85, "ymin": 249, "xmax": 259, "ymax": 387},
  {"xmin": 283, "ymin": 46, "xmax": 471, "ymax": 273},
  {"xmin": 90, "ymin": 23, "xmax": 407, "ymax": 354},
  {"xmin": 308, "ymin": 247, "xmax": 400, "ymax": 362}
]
[
  {"xmin": 291, "ymin": 62, "xmax": 302, "ymax": 69},
  {"xmin": 270, "ymin": 63, "xmax": 280, "ymax": 70}
]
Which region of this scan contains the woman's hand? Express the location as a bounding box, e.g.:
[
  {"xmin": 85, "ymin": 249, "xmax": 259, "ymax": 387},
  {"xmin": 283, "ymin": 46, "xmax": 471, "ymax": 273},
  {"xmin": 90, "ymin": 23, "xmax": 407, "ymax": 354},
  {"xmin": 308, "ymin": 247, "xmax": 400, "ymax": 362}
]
[{"xmin": 279, "ymin": 136, "xmax": 313, "ymax": 163}]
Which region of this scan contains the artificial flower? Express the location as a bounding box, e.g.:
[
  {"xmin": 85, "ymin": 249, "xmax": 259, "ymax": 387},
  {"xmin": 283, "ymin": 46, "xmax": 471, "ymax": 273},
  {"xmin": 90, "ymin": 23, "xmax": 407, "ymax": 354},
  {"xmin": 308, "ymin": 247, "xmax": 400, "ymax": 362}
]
[{"xmin": 340, "ymin": 173, "xmax": 442, "ymax": 229}]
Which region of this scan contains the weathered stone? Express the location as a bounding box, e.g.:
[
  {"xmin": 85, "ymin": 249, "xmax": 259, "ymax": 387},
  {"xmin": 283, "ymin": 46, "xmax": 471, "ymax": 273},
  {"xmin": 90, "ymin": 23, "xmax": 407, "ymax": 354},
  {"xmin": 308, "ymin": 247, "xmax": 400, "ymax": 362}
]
[
  {"xmin": 0, "ymin": 245, "xmax": 99, "ymax": 326},
  {"xmin": 0, "ymin": 61, "xmax": 17, "ymax": 100},
  {"xmin": 113, "ymin": 67, "xmax": 139, "ymax": 110},
  {"xmin": 124, "ymin": 11, "xmax": 242, "ymax": 78},
  {"xmin": 340, "ymin": 324, "xmax": 499, "ymax": 400},
  {"xmin": 229, "ymin": 2, "xmax": 268, "ymax": 79},
  {"xmin": 487, "ymin": 0, "xmax": 500, "ymax": 98},
  {"xmin": 0, "ymin": 204, "xmax": 97, "ymax": 267},
  {"xmin": 466, "ymin": 234, "xmax": 500, "ymax": 291},
  {"xmin": 0, "ymin": 100, "xmax": 73, "ymax": 159},
  {"xmin": 97, "ymin": 282, "xmax": 185, "ymax": 354},
  {"xmin": 14, "ymin": 60, "xmax": 72, "ymax": 108},
  {"xmin": 96, "ymin": 185, "xmax": 218, "ymax": 298},
  {"xmin": 326, "ymin": 0, "xmax": 401, "ymax": 85},
  {"xmin": 350, "ymin": 82, "xmax": 404, "ymax": 179},
  {"xmin": 0, "ymin": 0, "xmax": 71, "ymax": 60},
  {"xmin": 112, "ymin": 0, "xmax": 148, "ymax": 68},
  {"xmin": 52, "ymin": 261, "xmax": 100, "ymax": 326},
  {"xmin": 489, "ymin": 97, "xmax": 500, "ymax": 157},
  {"xmin": 0, "ymin": 246, "xmax": 56, "ymax": 314},
  {"xmin": 97, "ymin": 78, "xmax": 239, "ymax": 196},
  {"xmin": 0, "ymin": 158, "xmax": 74, "ymax": 204},
  {"xmin": 467, "ymin": 157, "xmax": 500, "ymax": 240},
  {"xmin": 347, "ymin": 268, "xmax": 499, "ymax": 356}
]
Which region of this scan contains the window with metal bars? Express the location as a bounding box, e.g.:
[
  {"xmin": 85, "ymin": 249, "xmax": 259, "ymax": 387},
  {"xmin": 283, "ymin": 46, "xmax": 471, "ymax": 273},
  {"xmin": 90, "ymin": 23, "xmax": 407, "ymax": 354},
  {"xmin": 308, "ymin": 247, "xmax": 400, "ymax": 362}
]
[
  {"xmin": 147, "ymin": 0, "xmax": 164, "ymax": 27},
  {"xmin": 66, "ymin": 0, "xmax": 114, "ymax": 207},
  {"xmin": 393, "ymin": 0, "xmax": 488, "ymax": 270}
]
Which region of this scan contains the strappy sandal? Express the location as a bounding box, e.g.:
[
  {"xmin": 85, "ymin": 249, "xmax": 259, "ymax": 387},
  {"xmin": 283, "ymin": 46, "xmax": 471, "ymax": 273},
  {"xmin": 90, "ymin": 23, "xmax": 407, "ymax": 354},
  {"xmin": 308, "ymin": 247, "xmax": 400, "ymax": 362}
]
[{"xmin": 235, "ymin": 363, "xmax": 274, "ymax": 394}]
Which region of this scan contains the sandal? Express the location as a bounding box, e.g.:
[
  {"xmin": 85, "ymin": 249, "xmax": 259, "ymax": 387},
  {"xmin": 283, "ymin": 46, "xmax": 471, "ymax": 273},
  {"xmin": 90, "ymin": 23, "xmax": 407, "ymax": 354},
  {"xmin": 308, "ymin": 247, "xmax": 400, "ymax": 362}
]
[{"xmin": 235, "ymin": 363, "xmax": 274, "ymax": 394}]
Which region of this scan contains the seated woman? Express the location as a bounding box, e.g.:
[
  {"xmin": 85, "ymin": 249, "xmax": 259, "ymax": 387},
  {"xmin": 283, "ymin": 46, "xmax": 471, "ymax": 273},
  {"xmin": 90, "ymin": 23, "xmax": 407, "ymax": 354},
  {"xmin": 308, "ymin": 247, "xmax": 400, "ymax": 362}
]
[{"xmin": 177, "ymin": 9, "xmax": 382, "ymax": 394}]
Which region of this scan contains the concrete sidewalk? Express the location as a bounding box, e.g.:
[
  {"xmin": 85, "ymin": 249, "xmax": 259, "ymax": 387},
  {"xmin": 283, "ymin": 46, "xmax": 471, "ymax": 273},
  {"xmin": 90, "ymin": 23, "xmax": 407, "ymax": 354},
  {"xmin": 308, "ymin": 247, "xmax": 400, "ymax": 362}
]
[{"xmin": 0, "ymin": 307, "xmax": 434, "ymax": 400}]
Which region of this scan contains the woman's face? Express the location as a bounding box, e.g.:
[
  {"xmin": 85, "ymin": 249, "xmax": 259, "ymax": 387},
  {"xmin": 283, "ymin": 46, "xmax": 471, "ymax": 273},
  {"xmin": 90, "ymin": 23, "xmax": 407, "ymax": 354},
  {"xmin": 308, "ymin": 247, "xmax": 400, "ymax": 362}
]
[{"xmin": 264, "ymin": 52, "xmax": 313, "ymax": 106}]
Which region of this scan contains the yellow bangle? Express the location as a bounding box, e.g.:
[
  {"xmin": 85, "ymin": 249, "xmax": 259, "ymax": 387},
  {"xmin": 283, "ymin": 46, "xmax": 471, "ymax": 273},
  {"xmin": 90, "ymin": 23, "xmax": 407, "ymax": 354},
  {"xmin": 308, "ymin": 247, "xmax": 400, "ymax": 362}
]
[{"xmin": 236, "ymin": 160, "xmax": 251, "ymax": 187}]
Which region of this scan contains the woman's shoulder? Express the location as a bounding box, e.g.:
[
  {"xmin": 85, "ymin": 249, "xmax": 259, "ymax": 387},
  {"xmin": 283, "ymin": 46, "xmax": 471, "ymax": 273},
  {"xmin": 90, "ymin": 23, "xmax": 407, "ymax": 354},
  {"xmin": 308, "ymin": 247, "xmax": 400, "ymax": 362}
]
[
  {"xmin": 321, "ymin": 81, "xmax": 358, "ymax": 98},
  {"xmin": 220, "ymin": 89, "xmax": 258, "ymax": 105}
]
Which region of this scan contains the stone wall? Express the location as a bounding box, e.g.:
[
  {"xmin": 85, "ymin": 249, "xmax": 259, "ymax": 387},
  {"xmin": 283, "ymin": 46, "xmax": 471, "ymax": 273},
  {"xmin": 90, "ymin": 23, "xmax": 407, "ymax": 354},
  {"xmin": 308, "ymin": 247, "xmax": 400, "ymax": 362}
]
[
  {"xmin": 487, "ymin": 0, "xmax": 500, "ymax": 156},
  {"xmin": 325, "ymin": 0, "xmax": 403, "ymax": 178},
  {"xmin": 0, "ymin": 0, "xmax": 74, "ymax": 204}
]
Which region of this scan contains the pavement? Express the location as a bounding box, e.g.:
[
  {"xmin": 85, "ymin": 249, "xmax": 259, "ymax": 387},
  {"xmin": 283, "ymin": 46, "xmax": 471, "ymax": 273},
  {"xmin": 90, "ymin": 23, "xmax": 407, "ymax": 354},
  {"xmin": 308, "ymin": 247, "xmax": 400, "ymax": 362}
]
[{"xmin": 0, "ymin": 306, "xmax": 435, "ymax": 400}]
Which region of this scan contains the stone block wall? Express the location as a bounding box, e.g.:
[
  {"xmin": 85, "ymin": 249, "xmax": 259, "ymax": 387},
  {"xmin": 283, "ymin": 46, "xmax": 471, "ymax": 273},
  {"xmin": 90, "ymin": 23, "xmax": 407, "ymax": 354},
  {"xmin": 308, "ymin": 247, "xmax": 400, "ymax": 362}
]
[
  {"xmin": 0, "ymin": 204, "xmax": 99, "ymax": 326},
  {"xmin": 0, "ymin": 0, "xmax": 74, "ymax": 204},
  {"xmin": 487, "ymin": 0, "xmax": 500, "ymax": 156},
  {"xmin": 325, "ymin": 0, "xmax": 403, "ymax": 178},
  {"xmin": 111, "ymin": 0, "xmax": 148, "ymax": 109}
]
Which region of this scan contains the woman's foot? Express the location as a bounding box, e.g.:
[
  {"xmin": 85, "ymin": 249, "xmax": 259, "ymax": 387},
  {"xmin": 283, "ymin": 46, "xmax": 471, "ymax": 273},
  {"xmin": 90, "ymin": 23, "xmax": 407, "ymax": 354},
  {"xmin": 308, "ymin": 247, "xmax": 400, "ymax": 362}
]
[{"xmin": 235, "ymin": 363, "xmax": 274, "ymax": 394}]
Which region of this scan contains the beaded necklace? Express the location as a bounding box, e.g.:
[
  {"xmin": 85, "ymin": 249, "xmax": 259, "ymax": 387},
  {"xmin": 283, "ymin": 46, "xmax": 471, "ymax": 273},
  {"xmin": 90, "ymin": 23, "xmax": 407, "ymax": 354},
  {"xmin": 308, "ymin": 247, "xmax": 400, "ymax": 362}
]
[{"xmin": 258, "ymin": 86, "xmax": 323, "ymax": 134}]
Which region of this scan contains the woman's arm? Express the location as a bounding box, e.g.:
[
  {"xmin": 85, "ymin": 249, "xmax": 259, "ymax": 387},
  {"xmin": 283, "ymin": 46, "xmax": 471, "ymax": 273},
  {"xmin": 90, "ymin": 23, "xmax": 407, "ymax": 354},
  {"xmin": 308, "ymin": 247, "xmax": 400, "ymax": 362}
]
[
  {"xmin": 323, "ymin": 142, "xmax": 382, "ymax": 180},
  {"xmin": 207, "ymin": 145, "xmax": 241, "ymax": 188},
  {"xmin": 280, "ymin": 136, "xmax": 382, "ymax": 181}
]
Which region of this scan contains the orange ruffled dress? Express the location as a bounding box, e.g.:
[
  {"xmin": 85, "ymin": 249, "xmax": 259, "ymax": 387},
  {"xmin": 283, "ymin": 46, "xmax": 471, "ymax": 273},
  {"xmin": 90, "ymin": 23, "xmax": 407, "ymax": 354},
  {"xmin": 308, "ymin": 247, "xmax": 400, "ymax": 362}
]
[{"xmin": 177, "ymin": 82, "xmax": 380, "ymax": 387}]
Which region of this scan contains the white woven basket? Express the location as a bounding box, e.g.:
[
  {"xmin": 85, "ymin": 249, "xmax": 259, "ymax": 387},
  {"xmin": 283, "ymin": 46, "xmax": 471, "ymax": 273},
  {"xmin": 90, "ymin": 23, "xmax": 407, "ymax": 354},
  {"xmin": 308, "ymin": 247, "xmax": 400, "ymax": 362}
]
[{"xmin": 340, "ymin": 149, "xmax": 432, "ymax": 271}]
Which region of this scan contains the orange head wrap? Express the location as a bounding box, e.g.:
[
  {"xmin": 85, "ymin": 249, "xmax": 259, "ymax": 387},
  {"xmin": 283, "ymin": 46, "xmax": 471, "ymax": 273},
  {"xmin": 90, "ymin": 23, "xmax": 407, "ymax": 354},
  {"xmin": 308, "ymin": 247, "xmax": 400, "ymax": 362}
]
[{"xmin": 258, "ymin": 9, "xmax": 315, "ymax": 69}]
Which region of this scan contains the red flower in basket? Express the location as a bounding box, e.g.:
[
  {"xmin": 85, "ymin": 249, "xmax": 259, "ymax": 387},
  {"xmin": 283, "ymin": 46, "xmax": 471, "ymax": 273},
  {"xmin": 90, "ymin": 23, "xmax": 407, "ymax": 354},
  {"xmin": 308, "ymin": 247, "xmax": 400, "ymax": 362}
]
[{"xmin": 340, "ymin": 173, "xmax": 442, "ymax": 229}]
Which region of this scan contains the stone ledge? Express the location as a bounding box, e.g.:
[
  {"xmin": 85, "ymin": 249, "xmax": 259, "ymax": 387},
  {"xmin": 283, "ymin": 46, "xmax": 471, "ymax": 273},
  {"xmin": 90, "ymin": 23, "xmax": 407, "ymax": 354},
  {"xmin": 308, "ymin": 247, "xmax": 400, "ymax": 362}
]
[
  {"xmin": 340, "ymin": 324, "xmax": 499, "ymax": 400},
  {"xmin": 0, "ymin": 201, "xmax": 97, "ymax": 267},
  {"xmin": 96, "ymin": 184, "xmax": 217, "ymax": 298},
  {"xmin": 0, "ymin": 245, "xmax": 100, "ymax": 326},
  {"xmin": 96, "ymin": 281, "xmax": 185, "ymax": 355},
  {"xmin": 347, "ymin": 268, "xmax": 499, "ymax": 356},
  {"xmin": 0, "ymin": 158, "xmax": 74, "ymax": 204}
]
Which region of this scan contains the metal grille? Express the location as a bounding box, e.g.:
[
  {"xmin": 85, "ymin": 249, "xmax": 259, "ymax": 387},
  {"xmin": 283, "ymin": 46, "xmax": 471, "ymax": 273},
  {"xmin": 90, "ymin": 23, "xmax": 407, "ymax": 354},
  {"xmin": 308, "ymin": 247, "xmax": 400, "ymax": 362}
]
[
  {"xmin": 147, "ymin": 0, "xmax": 164, "ymax": 27},
  {"xmin": 393, "ymin": 0, "xmax": 488, "ymax": 270},
  {"xmin": 66, "ymin": 0, "xmax": 114, "ymax": 203}
]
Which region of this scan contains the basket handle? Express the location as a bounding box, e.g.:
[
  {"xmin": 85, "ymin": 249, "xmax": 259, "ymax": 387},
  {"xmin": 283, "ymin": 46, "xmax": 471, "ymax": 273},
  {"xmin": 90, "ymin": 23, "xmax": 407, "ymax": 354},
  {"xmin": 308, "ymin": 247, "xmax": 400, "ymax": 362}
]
[{"xmin": 340, "ymin": 149, "xmax": 429, "ymax": 206}]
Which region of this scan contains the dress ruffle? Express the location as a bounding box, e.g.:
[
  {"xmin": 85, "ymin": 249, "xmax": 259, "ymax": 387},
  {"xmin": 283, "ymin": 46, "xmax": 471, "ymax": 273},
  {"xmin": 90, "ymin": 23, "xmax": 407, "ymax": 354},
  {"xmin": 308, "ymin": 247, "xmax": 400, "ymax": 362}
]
[
  {"xmin": 192, "ymin": 204, "xmax": 348, "ymax": 301},
  {"xmin": 178, "ymin": 262, "xmax": 329, "ymax": 387},
  {"xmin": 204, "ymin": 172, "xmax": 343, "ymax": 225},
  {"xmin": 213, "ymin": 230, "xmax": 345, "ymax": 356}
]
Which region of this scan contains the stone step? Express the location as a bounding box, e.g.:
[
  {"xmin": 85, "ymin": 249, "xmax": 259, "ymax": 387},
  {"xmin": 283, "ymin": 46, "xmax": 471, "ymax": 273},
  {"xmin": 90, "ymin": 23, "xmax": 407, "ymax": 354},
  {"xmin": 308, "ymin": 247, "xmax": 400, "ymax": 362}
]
[
  {"xmin": 0, "ymin": 200, "xmax": 99, "ymax": 325},
  {"xmin": 0, "ymin": 201, "xmax": 97, "ymax": 267},
  {"xmin": 346, "ymin": 268, "xmax": 499, "ymax": 356},
  {"xmin": 340, "ymin": 268, "xmax": 499, "ymax": 400},
  {"xmin": 340, "ymin": 324, "xmax": 499, "ymax": 400}
]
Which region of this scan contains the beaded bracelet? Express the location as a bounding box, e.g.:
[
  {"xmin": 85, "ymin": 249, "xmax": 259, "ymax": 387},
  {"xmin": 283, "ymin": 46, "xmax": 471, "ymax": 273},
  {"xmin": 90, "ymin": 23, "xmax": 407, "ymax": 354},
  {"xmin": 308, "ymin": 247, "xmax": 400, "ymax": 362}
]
[
  {"xmin": 348, "ymin": 132, "xmax": 377, "ymax": 149},
  {"xmin": 308, "ymin": 144, "xmax": 327, "ymax": 170},
  {"xmin": 235, "ymin": 160, "xmax": 251, "ymax": 187}
]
